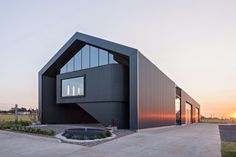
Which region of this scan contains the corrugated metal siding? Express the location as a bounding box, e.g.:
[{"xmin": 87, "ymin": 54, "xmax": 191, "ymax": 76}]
[{"xmin": 138, "ymin": 53, "xmax": 176, "ymax": 129}]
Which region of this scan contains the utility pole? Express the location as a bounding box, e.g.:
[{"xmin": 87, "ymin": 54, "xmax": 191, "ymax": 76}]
[{"xmin": 15, "ymin": 104, "xmax": 18, "ymax": 123}]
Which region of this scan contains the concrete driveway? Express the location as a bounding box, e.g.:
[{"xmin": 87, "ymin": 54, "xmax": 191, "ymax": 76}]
[{"xmin": 0, "ymin": 123, "xmax": 221, "ymax": 157}]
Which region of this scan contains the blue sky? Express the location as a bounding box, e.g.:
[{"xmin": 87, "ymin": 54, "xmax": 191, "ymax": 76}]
[{"xmin": 0, "ymin": 0, "xmax": 236, "ymax": 117}]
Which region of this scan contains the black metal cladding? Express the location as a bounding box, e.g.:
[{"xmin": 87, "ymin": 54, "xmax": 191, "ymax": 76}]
[
  {"xmin": 39, "ymin": 32, "xmax": 200, "ymax": 130},
  {"xmin": 56, "ymin": 64, "xmax": 130, "ymax": 129},
  {"xmin": 57, "ymin": 64, "xmax": 129, "ymax": 104}
]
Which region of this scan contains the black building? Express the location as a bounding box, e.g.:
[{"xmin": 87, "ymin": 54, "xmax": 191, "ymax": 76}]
[{"xmin": 39, "ymin": 32, "xmax": 200, "ymax": 130}]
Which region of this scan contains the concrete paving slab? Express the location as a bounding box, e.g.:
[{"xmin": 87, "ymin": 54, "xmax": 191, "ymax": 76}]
[
  {"xmin": 0, "ymin": 130, "xmax": 83, "ymax": 157},
  {"xmin": 0, "ymin": 123, "xmax": 221, "ymax": 157}
]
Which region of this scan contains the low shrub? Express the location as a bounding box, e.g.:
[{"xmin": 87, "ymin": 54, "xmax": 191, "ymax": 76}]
[
  {"xmin": 17, "ymin": 120, "xmax": 31, "ymax": 126},
  {"xmin": 0, "ymin": 122, "xmax": 19, "ymax": 129},
  {"xmin": 62, "ymin": 128, "xmax": 112, "ymax": 140},
  {"xmin": 0, "ymin": 121, "xmax": 55, "ymax": 136},
  {"xmin": 105, "ymin": 130, "xmax": 112, "ymax": 137}
]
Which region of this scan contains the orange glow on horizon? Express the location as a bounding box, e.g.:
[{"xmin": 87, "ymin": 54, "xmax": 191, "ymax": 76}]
[
  {"xmin": 231, "ymin": 113, "xmax": 236, "ymax": 119},
  {"xmin": 200, "ymin": 100, "xmax": 236, "ymax": 118}
]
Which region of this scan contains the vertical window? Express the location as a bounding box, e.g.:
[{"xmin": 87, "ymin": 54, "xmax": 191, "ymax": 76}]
[
  {"xmin": 109, "ymin": 53, "xmax": 118, "ymax": 64},
  {"xmin": 74, "ymin": 50, "xmax": 82, "ymax": 71},
  {"xmin": 60, "ymin": 44, "xmax": 120, "ymax": 74},
  {"xmin": 67, "ymin": 58, "xmax": 74, "ymax": 72},
  {"xmin": 99, "ymin": 49, "xmax": 108, "ymax": 66},
  {"xmin": 185, "ymin": 102, "xmax": 192, "ymax": 124},
  {"xmin": 90, "ymin": 46, "xmax": 99, "ymax": 67},
  {"xmin": 195, "ymin": 108, "xmax": 199, "ymax": 123},
  {"xmin": 82, "ymin": 45, "xmax": 90, "ymax": 69},
  {"xmin": 175, "ymin": 97, "xmax": 181, "ymax": 125},
  {"xmin": 60, "ymin": 64, "xmax": 67, "ymax": 74},
  {"xmin": 61, "ymin": 77, "xmax": 84, "ymax": 97}
]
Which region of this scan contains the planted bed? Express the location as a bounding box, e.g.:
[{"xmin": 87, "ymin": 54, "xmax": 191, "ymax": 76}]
[{"xmin": 62, "ymin": 127, "xmax": 112, "ymax": 140}]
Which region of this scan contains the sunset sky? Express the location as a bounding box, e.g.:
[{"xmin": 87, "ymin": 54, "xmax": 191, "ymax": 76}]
[{"xmin": 0, "ymin": 0, "xmax": 235, "ymax": 118}]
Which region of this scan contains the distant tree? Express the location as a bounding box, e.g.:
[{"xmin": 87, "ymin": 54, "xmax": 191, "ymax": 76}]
[
  {"xmin": 229, "ymin": 117, "xmax": 236, "ymax": 123},
  {"xmin": 0, "ymin": 110, "xmax": 7, "ymax": 114},
  {"xmin": 200, "ymin": 115, "xmax": 205, "ymax": 119},
  {"xmin": 8, "ymin": 107, "xmax": 15, "ymax": 113},
  {"xmin": 18, "ymin": 107, "xmax": 27, "ymax": 112}
]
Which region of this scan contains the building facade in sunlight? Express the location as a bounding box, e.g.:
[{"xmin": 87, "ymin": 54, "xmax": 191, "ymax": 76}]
[{"xmin": 39, "ymin": 32, "xmax": 200, "ymax": 130}]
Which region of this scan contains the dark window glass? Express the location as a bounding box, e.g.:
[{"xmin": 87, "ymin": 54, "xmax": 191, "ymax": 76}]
[
  {"xmin": 90, "ymin": 46, "xmax": 98, "ymax": 67},
  {"xmin": 82, "ymin": 45, "xmax": 90, "ymax": 69},
  {"xmin": 109, "ymin": 53, "xmax": 118, "ymax": 64},
  {"xmin": 61, "ymin": 77, "xmax": 84, "ymax": 97},
  {"xmin": 74, "ymin": 50, "xmax": 82, "ymax": 71},
  {"xmin": 60, "ymin": 64, "xmax": 67, "ymax": 74},
  {"xmin": 99, "ymin": 49, "xmax": 108, "ymax": 66},
  {"xmin": 67, "ymin": 58, "xmax": 74, "ymax": 72}
]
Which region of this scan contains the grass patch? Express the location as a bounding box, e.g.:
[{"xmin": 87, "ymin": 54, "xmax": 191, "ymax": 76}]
[
  {"xmin": 0, "ymin": 114, "xmax": 31, "ymax": 122},
  {"xmin": 201, "ymin": 119, "xmax": 236, "ymax": 124},
  {"xmin": 222, "ymin": 141, "xmax": 236, "ymax": 157}
]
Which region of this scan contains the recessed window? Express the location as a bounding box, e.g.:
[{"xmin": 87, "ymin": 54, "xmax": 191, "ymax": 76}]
[
  {"xmin": 74, "ymin": 50, "xmax": 82, "ymax": 71},
  {"xmin": 67, "ymin": 58, "xmax": 74, "ymax": 72},
  {"xmin": 109, "ymin": 53, "xmax": 118, "ymax": 64},
  {"xmin": 60, "ymin": 64, "xmax": 67, "ymax": 74},
  {"xmin": 60, "ymin": 44, "xmax": 118, "ymax": 74},
  {"xmin": 61, "ymin": 77, "xmax": 84, "ymax": 97},
  {"xmin": 195, "ymin": 108, "xmax": 199, "ymax": 123},
  {"xmin": 175, "ymin": 97, "xmax": 181, "ymax": 125},
  {"xmin": 82, "ymin": 45, "xmax": 90, "ymax": 69},
  {"xmin": 90, "ymin": 46, "xmax": 99, "ymax": 67},
  {"xmin": 185, "ymin": 102, "xmax": 192, "ymax": 124},
  {"xmin": 99, "ymin": 49, "xmax": 108, "ymax": 66}
]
